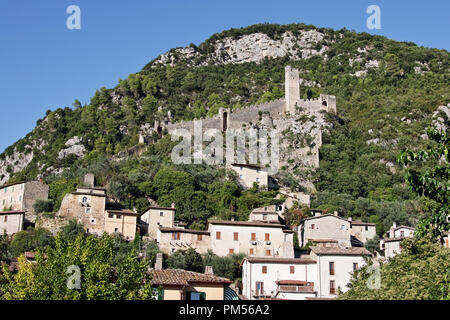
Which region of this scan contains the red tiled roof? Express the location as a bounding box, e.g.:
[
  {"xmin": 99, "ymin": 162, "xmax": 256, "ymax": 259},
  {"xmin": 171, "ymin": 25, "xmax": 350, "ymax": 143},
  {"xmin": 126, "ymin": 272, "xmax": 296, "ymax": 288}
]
[
  {"xmin": 0, "ymin": 210, "xmax": 26, "ymax": 215},
  {"xmin": 208, "ymin": 220, "xmax": 286, "ymax": 228},
  {"xmin": 310, "ymin": 239, "xmax": 338, "ymax": 243},
  {"xmin": 276, "ymin": 280, "xmax": 314, "ymax": 286},
  {"xmin": 310, "ymin": 246, "xmax": 372, "ymax": 256},
  {"xmin": 148, "ymin": 269, "xmax": 231, "ymax": 286},
  {"xmin": 106, "ymin": 209, "xmax": 137, "ymax": 216},
  {"xmin": 351, "ymin": 221, "xmax": 376, "ymax": 226},
  {"xmin": 158, "ymin": 227, "xmax": 210, "ymax": 235},
  {"xmin": 242, "ymin": 257, "xmax": 316, "ymax": 266}
]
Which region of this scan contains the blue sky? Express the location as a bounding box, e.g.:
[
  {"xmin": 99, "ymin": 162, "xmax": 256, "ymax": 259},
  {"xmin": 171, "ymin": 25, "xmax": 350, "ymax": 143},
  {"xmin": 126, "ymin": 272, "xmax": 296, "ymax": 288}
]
[{"xmin": 0, "ymin": 0, "xmax": 449, "ymax": 153}]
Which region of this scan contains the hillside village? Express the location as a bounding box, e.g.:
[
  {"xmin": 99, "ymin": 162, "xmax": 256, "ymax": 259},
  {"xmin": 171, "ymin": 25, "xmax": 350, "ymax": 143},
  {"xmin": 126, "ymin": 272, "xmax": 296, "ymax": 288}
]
[{"xmin": 1, "ymin": 66, "xmax": 448, "ymax": 300}]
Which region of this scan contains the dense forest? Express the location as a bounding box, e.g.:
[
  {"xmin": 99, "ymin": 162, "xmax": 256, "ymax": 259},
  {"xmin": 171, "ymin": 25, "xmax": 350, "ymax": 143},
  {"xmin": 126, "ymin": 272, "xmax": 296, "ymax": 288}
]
[{"xmin": 1, "ymin": 23, "xmax": 449, "ymax": 238}]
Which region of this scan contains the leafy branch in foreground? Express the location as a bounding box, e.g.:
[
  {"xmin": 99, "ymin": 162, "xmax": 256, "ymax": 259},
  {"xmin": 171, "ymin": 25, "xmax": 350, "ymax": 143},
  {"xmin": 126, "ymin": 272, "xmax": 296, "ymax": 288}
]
[{"xmin": 397, "ymin": 128, "xmax": 449, "ymax": 242}]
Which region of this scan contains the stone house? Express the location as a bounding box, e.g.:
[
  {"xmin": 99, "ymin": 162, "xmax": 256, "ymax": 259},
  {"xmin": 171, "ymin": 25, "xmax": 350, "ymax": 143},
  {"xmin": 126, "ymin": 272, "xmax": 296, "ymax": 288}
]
[
  {"xmin": 276, "ymin": 189, "xmax": 311, "ymax": 210},
  {"xmin": 380, "ymin": 223, "xmax": 415, "ymax": 259},
  {"xmin": 0, "ymin": 210, "xmax": 25, "ymax": 236},
  {"xmin": 0, "ymin": 181, "xmax": 49, "ymax": 224},
  {"xmin": 149, "ymin": 255, "xmax": 232, "ymax": 300},
  {"xmin": 298, "ymin": 212, "xmax": 352, "ymax": 248},
  {"xmin": 249, "ymin": 205, "xmax": 281, "ymax": 222},
  {"xmin": 56, "ymin": 187, "xmax": 107, "ymax": 236},
  {"xmin": 229, "ymin": 164, "xmax": 268, "ymax": 190},
  {"xmin": 104, "ymin": 209, "xmax": 138, "ymax": 240},
  {"xmin": 156, "ymin": 226, "xmax": 211, "ymax": 255},
  {"xmin": 308, "ymin": 246, "xmax": 372, "ymax": 298},
  {"xmin": 207, "ymin": 220, "xmax": 294, "ymax": 258},
  {"xmin": 241, "ymin": 257, "xmax": 317, "ymax": 300},
  {"xmin": 349, "ymin": 219, "xmax": 377, "ymax": 244},
  {"xmin": 139, "ymin": 204, "xmax": 176, "ymax": 240}
]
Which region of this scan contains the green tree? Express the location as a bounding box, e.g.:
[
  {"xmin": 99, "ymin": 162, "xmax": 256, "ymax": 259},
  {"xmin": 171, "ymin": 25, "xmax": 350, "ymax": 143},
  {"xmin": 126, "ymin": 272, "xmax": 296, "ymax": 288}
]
[
  {"xmin": 397, "ymin": 128, "xmax": 449, "ymax": 243},
  {"xmin": 0, "ymin": 233, "xmax": 153, "ymax": 300},
  {"xmin": 339, "ymin": 235, "xmax": 450, "ymax": 300}
]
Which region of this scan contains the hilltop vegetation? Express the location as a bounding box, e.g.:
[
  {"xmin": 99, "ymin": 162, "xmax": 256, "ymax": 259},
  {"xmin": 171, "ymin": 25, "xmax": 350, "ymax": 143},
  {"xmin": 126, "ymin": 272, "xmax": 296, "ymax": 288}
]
[{"xmin": 1, "ymin": 23, "xmax": 449, "ymax": 236}]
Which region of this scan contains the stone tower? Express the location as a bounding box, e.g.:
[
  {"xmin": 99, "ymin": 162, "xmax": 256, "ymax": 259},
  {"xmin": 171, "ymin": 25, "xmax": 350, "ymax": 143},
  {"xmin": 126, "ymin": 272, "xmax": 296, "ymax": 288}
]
[{"xmin": 284, "ymin": 66, "xmax": 300, "ymax": 114}]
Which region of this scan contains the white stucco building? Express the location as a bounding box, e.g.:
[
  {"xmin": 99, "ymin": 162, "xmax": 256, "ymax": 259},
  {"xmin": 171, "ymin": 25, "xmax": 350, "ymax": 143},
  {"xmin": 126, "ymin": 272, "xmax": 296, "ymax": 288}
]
[
  {"xmin": 0, "ymin": 210, "xmax": 25, "ymax": 236},
  {"xmin": 241, "ymin": 257, "xmax": 318, "ymax": 300},
  {"xmin": 309, "ymin": 246, "xmax": 371, "ymax": 298},
  {"xmin": 241, "ymin": 246, "xmax": 371, "ymax": 300},
  {"xmin": 380, "ymin": 222, "xmax": 415, "ymax": 259}
]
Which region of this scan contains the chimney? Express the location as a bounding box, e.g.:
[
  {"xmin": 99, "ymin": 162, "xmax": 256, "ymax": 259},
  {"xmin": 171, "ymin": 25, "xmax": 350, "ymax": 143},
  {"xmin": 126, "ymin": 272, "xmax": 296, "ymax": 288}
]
[
  {"xmin": 205, "ymin": 266, "xmax": 214, "ymax": 275},
  {"xmin": 155, "ymin": 253, "xmax": 163, "ymax": 270},
  {"xmin": 348, "ymin": 217, "xmax": 352, "ymax": 222},
  {"xmin": 393, "ymin": 222, "xmax": 397, "ymax": 229},
  {"xmin": 84, "ymin": 173, "xmax": 95, "ymax": 188},
  {"xmin": 333, "ymin": 211, "xmax": 338, "ymax": 217},
  {"xmin": 171, "ymin": 202, "xmax": 175, "ymax": 209}
]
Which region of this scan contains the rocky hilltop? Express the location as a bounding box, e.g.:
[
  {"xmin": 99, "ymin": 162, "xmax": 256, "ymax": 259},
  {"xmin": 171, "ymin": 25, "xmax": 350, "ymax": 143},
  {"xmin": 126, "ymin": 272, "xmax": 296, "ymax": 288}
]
[{"xmin": 0, "ymin": 23, "xmax": 448, "ymax": 208}]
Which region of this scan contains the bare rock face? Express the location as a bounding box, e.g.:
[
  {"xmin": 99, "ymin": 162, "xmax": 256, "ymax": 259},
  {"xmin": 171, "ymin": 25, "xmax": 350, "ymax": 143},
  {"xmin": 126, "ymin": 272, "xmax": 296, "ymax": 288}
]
[
  {"xmin": 0, "ymin": 150, "xmax": 34, "ymax": 185},
  {"xmin": 432, "ymin": 104, "xmax": 450, "ymax": 132},
  {"xmin": 152, "ymin": 30, "xmax": 328, "ymax": 67},
  {"xmin": 58, "ymin": 136, "xmax": 86, "ymax": 160}
]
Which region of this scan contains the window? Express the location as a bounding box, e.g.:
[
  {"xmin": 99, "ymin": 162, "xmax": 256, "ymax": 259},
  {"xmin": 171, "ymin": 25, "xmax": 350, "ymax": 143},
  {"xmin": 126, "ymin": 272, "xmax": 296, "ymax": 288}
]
[
  {"xmin": 265, "ymin": 249, "xmax": 271, "ymax": 256},
  {"xmin": 311, "ymin": 224, "xmax": 315, "ymax": 230},
  {"xmin": 108, "ymin": 213, "xmax": 114, "ymax": 218},
  {"xmin": 329, "ymin": 262, "xmax": 335, "ymax": 275},
  {"xmin": 249, "ymin": 248, "xmax": 254, "ymax": 255},
  {"xmin": 4, "ymin": 216, "xmax": 7, "ymax": 222},
  {"xmin": 160, "ymin": 212, "xmax": 164, "ymax": 217},
  {"xmin": 82, "ymin": 197, "xmax": 87, "ymax": 203},
  {"xmin": 262, "ymin": 266, "xmax": 267, "ymax": 274},
  {"xmin": 216, "ymin": 231, "xmax": 221, "ymax": 240},
  {"xmin": 340, "ymin": 224, "xmax": 346, "ymax": 230},
  {"xmin": 255, "ymin": 177, "xmax": 260, "ymax": 182},
  {"xmin": 116, "ymin": 214, "xmax": 122, "ymax": 219},
  {"xmin": 290, "ymin": 266, "xmax": 295, "ymax": 274},
  {"xmin": 85, "ymin": 208, "xmax": 91, "ymax": 214},
  {"xmin": 353, "ymin": 263, "xmax": 358, "ymax": 271},
  {"xmin": 172, "ymin": 232, "xmax": 180, "ymax": 240},
  {"xmin": 197, "ymin": 234, "xmax": 202, "ymax": 241},
  {"xmin": 114, "ymin": 228, "xmax": 119, "ymax": 232},
  {"xmin": 251, "ymin": 233, "xmax": 256, "ymax": 241},
  {"xmin": 233, "ymin": 232, "xmax": 239, "ymax": 241},
  {"xmin": 18, "ymin": 195, "xmax": 22, "ymax": 202},
  {"xmin": 400, "ymin": 231, "xmax": 405, "ymax": 237},
  {"xmin": 365, "ymin": 226, "xmax": 368, "ymax": 231},
  {"xmin": 229, "ymin": 248, "xmax": 234, "ymax": 254},
  {"xmin": 255, "ymin": 282, "xmax": 264, "ymax": 296},
  {"xmin": 265, "ymin": 233, "xmax": 270, "ymax": 241},
  {"xmin": 330, "ymin": 280, "xmax": 336, "ymax": 294}
]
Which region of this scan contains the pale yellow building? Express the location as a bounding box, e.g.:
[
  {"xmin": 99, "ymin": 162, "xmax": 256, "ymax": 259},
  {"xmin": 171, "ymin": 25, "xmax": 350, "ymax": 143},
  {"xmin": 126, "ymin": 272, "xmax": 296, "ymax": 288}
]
[
  {"xmin": 104, "ymin": 209, "xmax": 138, "ymax": 240},
  {"xmin": 0, "ymin": 181, "xmax": 49, "ymax": 223},
  {"xmin": 139, "ymin": 205, "xmax": 176, "ymax": 239},
  {"xmin": 208, "ymin": 220, "xmax": 294, "ymax": 258},
  {"xmin": 229, "ymin": 164, "xmax": 268, "ymax": 190},
  {"xmin": 149, "ymin": 259, "xmax": 232, "ymax": 300}
]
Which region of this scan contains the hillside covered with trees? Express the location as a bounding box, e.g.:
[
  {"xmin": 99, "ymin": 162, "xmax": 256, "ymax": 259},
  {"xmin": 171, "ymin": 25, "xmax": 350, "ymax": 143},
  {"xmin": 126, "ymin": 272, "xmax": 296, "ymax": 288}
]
[{"xmin": 0, "ymin": 23, "xmax": 449, "ymax": 238}]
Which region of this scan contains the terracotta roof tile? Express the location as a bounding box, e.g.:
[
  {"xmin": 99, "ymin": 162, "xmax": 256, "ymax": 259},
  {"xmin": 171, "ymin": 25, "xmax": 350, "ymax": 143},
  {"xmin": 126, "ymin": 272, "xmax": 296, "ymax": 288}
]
[
  {"xmin": 310, "ymin": 246, "xmax": 372, "ymax": 256},
  {"xmin": 148, "ymin": 269, "xmax": 231, "ymax": 286}
]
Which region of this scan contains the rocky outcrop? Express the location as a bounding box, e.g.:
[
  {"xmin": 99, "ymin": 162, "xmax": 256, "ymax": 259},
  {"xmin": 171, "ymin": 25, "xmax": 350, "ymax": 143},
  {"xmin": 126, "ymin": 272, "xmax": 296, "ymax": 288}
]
[
  {"xmin": 58, "ymin": 136, "xmax": 86, "ymax": 160},
  {"xmin": 152, "ymin": 30, "xmax": 329, "ymax": 67}
]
